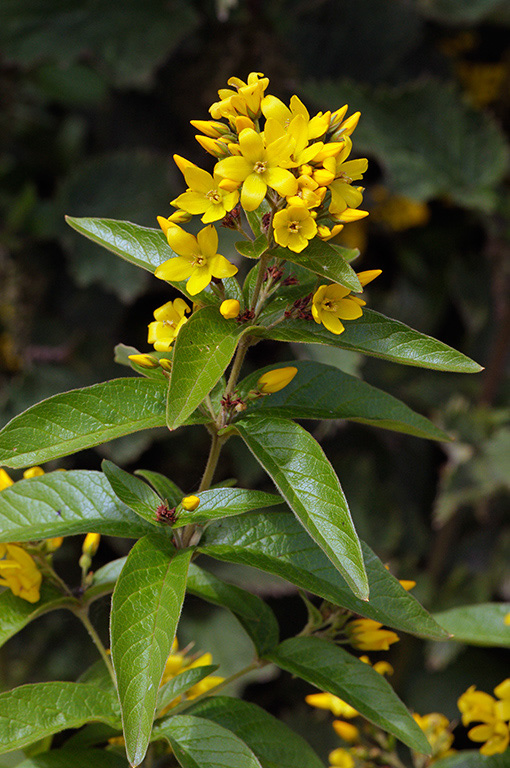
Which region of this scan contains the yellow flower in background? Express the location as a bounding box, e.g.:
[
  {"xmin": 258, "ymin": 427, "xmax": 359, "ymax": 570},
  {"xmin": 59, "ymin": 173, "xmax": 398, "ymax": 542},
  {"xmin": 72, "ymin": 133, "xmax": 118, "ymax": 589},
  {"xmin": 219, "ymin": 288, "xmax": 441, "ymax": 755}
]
[
  {"xmin": 23, "ymin": 467, "xmax": 44, "ymax": 479},
  {"xmin": 468, "ymin": 720, "xmax": 509, "ymax": 756},
  {"xmin": 171, "ymin": 155, "xmax": 239, "ymax": 223},
  {"xmin": 214, "ymin": 128, "xmax": 297, "ymax": 211},
  {"xmin": 273, "ymin": 203, "xmax": 318, "ymax": 253},
  {"xmin": 147, "ymin": 298, "xmax": 191, "ymax": 352},
  {"xmin": 257, "ymin": 366, "xmax": 298, "ymax": 394},
  {"xmin": 494, "ymin": 679, "xmax": 510, "ymax": 721},
  {"xmin": 332, "ymin": 720, "xmax": 360, "ymax": 743},
  {"xmin": 160, "ymin": 640, "xmax": 224, "ymax": 714},
  {"xmin": 458, "ymin": 685, "xmax": 497, "ymax": 726},
  {"xmin": 504, "ymin": 613, "xmax": 510, "ymax": 626},
  {"xmin": 0, "ymin": 468, "xmax": 13, "ymax": 491},
  {"xmin": 0, "ymin": 543, "xmax": 42, "ymax": 603},
  {"xmin": 370, "ymin": 186, "xmax": 429, "ymax": 231},
  {"xmin": 413, "ymin": 713, "xmax": 455, "ymax": 760},
  {"xmin": 328, "ymin": 747, "xmax": 355, "ymax": 768},
  {"xmin": 305, "ymin": 692, "xmax": 358, "ymax": 719},
  {"xmin": 346, "ymin": 618, "xmax": 399, "ymax": 651},
  {"xmin": 155, "ymin": 224, "xmax": 237, "ymax": 296},
  {"xmin": 358, "ymin": 655, "xmax": 394, "ymax": 676},
  {"xmin": 219, "ymin": 299, "xmax": 240, "ymax": 319}
]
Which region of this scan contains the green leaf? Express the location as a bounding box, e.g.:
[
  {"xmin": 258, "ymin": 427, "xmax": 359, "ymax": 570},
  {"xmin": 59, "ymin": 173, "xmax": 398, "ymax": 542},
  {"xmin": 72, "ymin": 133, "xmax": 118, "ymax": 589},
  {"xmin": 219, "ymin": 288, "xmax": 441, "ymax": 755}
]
[
  {"xmin": 166, "ymin": 306, "xmax": 255, "ymax": 429},
  {"xmin": 152, "ymin": 714, "xmax": 263, "ymax": 768},
  {"xmin": 102, "ymin": 460, "xmax": 162, "ymax": 526},
  {"xmin": 257, "ymin": 309, "xmax": 482, "ymax": 373},
  {"xmin": 134, "ymin": 470, "xmax": 184, "ymax": 506},
  {"xmin": 237, "ymin": 361, "xmax": 449, "ymax": 441},
  {"xmin": 0, "ymin": 378, "xmax": 170, "ymax": 469},
  {"xmin": 267, "ymin": 637, "xmax": 431, "ymax": 754},
  {"xmin": 433, "ymin": 603, "xmax": 510, "ymax": 647},
  {"xmin": 64, "ymin": 217, "xmax": 216, "ymax": 305},
  {"xmin": 187, "ymin": 563, "xmax": 279, "ymax": 656},
  {"xmin": 199, "ymin": 510, "xmax": 447, "ymax": 640},
  {"xmin": 235, "ymin": 235, "xmax": 269, "ymax": 260},
  {"xmin": 174, "ymin": 487, "xmax": 283, "ymax": 527},
  {"xmin": 0, "ymin": 582, "xmax": 75, "ymax": 650},
  {"xmin": 0, "ymin": 470, "xmax": 155, "ymax": 542},
  {"xmin": 433, "ymin": 752, "xmax": 510, "ymax": 768},
  {"xmin": 269, "ymin": 238, "xmax": 362, "ymax": 293},
  {"xmin": 157, "ymin": 665, "xmax": 219, "ymax": 715},
  {"xmin": 235, "ymin": 414, "xmax": 368, "ymax": 600},
  {"xmin": 304, "ymin": 80, "xmax": 509, "ymax": 211},
  {"xmin": 85, "ymin": 557, "xmax": 127, "ymax": 603},
  {"xmin": 0, "ymin": 682, "xmax": 120, "ymax": 753},
  {"xmin": 14, "ymin": 749, "xmax": 129, "ymax": 768},
  {"xmin": 186, "ymin": 696, "xmax": 324, "ymax": 768},
  {"xmin": 110, "ymin": 535, "xmax": 192, "ymax": 767}
]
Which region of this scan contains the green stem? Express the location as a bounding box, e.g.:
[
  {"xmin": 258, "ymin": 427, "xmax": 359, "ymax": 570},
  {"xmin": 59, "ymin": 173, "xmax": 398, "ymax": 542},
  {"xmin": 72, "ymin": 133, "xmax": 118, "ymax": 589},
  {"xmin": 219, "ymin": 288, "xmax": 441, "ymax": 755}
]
[
  {"xmin": 250, "ymin": 253, "xmax": 270, "ymax": 313},
  {"xmin": 198, "ymin": 430, "xmax": 223, "ymax": 493},
  {"xmin": 73, "ymin": 606, "xmax": 116, "ymax": 686},
  {"xmin": 223, "ymin": 335, "xmax": 251, "ymax": 404}
]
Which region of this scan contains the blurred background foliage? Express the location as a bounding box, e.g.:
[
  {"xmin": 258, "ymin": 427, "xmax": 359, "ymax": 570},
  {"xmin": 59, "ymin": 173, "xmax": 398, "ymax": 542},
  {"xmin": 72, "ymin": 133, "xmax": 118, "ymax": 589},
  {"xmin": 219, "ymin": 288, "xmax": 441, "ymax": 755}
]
[{"xmin": 0, "ymin": 0, "xmax": 509, "ymax": 762}]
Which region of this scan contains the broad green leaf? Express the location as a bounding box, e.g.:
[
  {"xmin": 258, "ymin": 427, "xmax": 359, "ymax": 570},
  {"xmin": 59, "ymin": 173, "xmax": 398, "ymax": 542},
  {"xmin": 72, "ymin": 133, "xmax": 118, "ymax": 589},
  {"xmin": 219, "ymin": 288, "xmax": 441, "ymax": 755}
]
[
  {"xmin": 110, "ymin": 535, "xmax": 192, "ymax": 767},
  {"xmin": 237, "ymin": 361, "xmax": 449, "ymax": 441},
  {"xmin": 14, "ymin": 749, "xmax": 129, "ymax": 768},
  {"xmin": 0, "ymin": 470, "xmax": 155, "ymax": 542},
  {"xmin": 256, "ymin": 310, "xmax": 482, "ymax": 373},
  {"xmin": 0, "ymin": 378, "xmax": 170, "ymax": 469},
  {"xmin": 433, "ymin": 752, "xmax": 510, "ymax": 768},
  {"xmin": 0, "ymin": 682, "xmax": 120, "ymax": 753},
  {"xmin": 187, "ymin": 696, "xmax": 324, "ymax": 768},
  {"xmin": 64, "ymin": 217, "xmax": 216, "ymax": 305},
  {"xmin": 187, "ymin": 563, "xmax": 279, "ymax": 655},
  {"xmin": 79, "ymin": 659, "xmax": 116, "ymax": 694},
  {"xmin": 199, "ymin": 510, "xmax": 447, "ymax": 640},
  {"xmin": 62, "ymin": 722, "xmax": 122, "ymax": 750},
  {"xmin": 433, "ymin": 603, "xmax": 510, "ymax": 647},
  {"xmin": 157, "ymin": 665, "xmax": 219, "ymax": 715},
  {"xmin": 267, "ymin": 637, "xmax": 431, "ymax": 754},
  {"xmin": 85, "ymin": 556, "xmax": 127, "ymax": 603},
  {"xmin": 269, "ymin": 238, "xmax": 361, "ymax": 293},
  {"xmin": 0, "ymin": 582, "xmax": 76, "ymax": 649},
  {"xmin": 152, "ymin": 714, "xmax": 263, "ymax": 768},
  {"xmin": 166, "ymin": 306, "xmax": 255, "ymax": 429},
  {"xmin": 235, "ymin": 235, "xmax": 269, "ymax": 260},
  {"xmin": 304, "ymin": 80, "xmax": 509, "ymax": 211},
  {"xmin": 174, "ymin": 487, "xmax": 283, "ymax": 528},
  {"xmin": 102, "ymin": 460, "xmax": 162, "ymax": 525},
  {"xmin": 235, "ymin": 414, "xmax": 368, "ymax": 600},
  {"xmin": 134, "ymin": 470, "xmax": 184, "ymax": 506}
]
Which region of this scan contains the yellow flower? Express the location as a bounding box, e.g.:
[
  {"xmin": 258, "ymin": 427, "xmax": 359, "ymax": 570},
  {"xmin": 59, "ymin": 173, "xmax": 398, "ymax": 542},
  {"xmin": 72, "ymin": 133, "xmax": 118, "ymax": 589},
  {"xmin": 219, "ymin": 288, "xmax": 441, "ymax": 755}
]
[
  {"xmin": 171, "ymin": 155, "xmax": 239, "ymax": 223},
  {"xmin": 128, "ymin": 353, "xmax": 160, "ymax": 369},
  {"xmin": 413, "ymin": 713, "xmax": 455, "ymax": 759},
  {"xmin": 359, "ymin": 655, "xmax": 394, "ymax": 677},
  {"xmin": 468, "ymin": 720, "xmax": 509, "ymax": 756},
  {"xmin": 214, "ymin": 128, "xmax": 297, "ymax": 212},
  {"xmin": 273, "ymin": 204, "xmax": 317, "ymax": 253},
  {"xmin": 23, "ymin": 467, "xmax": 44, "ymax": 479},
  {"xmin": 328, "ymin": 747, "xmax": 355, "ymax": 768},
  {"xmin": 262, "ymin": 94, "xmax": 331, "ymax": 140},
  {"xmin": 323, "ymin": 138, "xmax": 368, "ymax": 216},
  {"xmin": 504, "ymin": 613, "xmax": 510, "ymax": 626},
  {"xmin": 264, "ymin": 114, "xmax": 325, "ymax": 167},
  {"xmin": 494, "ymin": 679, "xmax": 510, "ymax": 721},
  {"xmin": 312, "ymin": 270, "xmax": 381, "ymax": 335},
  {"xmin": 147, "ymin": 298, "xmax": 191, "ymax": 352},
  {"xmin": 82, "ymin": 533, "xmax": 101, "ymax": 557},
  {"xmin": 0, "ymin": 468, "xmax": 14, "ymax": 491},
  {"xmin": 155, "ymin": 224, "xmax": 237, "ymax": 296},
  {"xmin": 317, "ymin": 223, "xmax": 344, "ymax": 241},
  {"xmin": 0, "ymin": 543, "xmax": 42, "ymax": 603},
  {"xmin": 181, "ymin": 495, "xmax": 200, "ymax": 512},
  {"xmin": 45, "ymin": 537, "xmax": 64, "ymax": 553},
  {"xmin": 458, "ymin": 685, "xmax": 497, "ymax": 726},
  {"xmin": 332, "ymin": 720, "xmax": 360, "ymax": 743},
  {"xmin": 257, "ymin": 366, "xmax": 297, "ymax": 394},
  {"xmin": 305, "ymin": 692, "xmax": 358, "ymax": 719},
  {"xmin": 220, "ymin": 299, "xmax": 240, "ymax": 319},
  {"xmin": 209, "ymin": 72, "xmax": 269, "ymax": 120},
  {"xmin": 345, "ymin": 618, "xmax": 399, "ymax": 651}
]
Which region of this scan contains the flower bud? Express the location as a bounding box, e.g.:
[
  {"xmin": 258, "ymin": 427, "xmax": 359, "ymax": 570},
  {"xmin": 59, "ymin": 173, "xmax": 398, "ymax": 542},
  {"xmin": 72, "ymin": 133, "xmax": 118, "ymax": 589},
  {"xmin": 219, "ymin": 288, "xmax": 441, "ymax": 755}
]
[
  {"xmin": 159, "ymin": 358, "xmax": 172, "ymax": 373},
  {"xmin": 190, "ymin": 120, "xmax": 231, "ymax": 138},
  {"xmin": 0, "ymin": 468, "xmax": 13, "ymax": 490},
  {"xmin": 220, "ymin": 300, "xmax": 240, "ymax": 320},
  {"xmin": 257, "ymin": 367, "xmax": 298, "ymax": 394},
  {"xmin": 82, "ymin": 533, "xmax": 101, "ymax": 557},
  {"xmin": 332, "ymin": 720, "xmax": 360, "ymax": 743},
  {"xmin": 181, "ymin": 495, "xmax": 200, "ymax": 511},
  {"xmin": 45, "ymin": 537, "xmax": 64, "ymax": 553},
  {"xmin": 23, "ymin": 466, "xmax": 44, "ymax": 479},
  {"xmin": 128, "ymin": 353, "xmax": 160, "ymax": 369}
]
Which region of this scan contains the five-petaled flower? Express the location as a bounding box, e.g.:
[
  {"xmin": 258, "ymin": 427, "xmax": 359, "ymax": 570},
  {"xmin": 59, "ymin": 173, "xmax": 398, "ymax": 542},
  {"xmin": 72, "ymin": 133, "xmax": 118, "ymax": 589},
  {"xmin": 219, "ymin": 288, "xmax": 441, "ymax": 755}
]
[
  {"xmin": 273, "ymin": 203, "xmax": 317, "ymax": 253},
  {"xmin": 312, "ymin": 270, "xmax": 381, "ymax": 335},
  {"xmin": 147, "ymin": 298, "xmax": 191, "ymax": 352}
]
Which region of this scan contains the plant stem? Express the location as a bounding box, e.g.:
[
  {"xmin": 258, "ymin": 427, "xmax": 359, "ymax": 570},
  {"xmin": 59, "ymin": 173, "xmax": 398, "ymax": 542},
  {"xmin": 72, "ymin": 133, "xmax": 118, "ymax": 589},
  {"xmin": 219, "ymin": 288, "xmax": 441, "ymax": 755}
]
[
  {"xmin": 73, "ymin": 606, "xmax": 116, "ymax": 686},
  {"xmin": 250, "ymin": 253, "xmax": 270, "ymax": 313},
  {"xmin": 198, "ymin": 429, "xmax": 223, "ymax": 493}
]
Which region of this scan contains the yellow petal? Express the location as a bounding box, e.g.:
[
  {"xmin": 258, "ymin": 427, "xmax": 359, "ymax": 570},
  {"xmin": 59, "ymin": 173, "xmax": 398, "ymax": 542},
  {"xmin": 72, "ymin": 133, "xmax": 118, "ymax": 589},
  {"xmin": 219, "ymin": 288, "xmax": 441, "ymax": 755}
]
[
  {"xmin": 241, "ymin": 173, "xmax": 267, "ymax": 212},
  {"xmin": 155, "ymin": 257, "xmax": 194, "ymax": 282},
  {"xmin": 165, "ymin": 226, "xmax": 199, "ymax": 258}
]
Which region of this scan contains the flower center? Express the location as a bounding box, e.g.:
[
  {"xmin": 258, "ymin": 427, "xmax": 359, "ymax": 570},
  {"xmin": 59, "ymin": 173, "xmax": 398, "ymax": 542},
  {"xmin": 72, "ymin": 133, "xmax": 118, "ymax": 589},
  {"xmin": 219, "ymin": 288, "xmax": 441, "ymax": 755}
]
[
  {"xmin": 206, "ymin": 189, "xmax": 222, "ymax": 203},
  {"xmin": 254, "ymin": 161, "xmax": 266, "ymax": 174},
  {"xmin": 194, "ymin": 254, "xmax": 206, "ymax": 267},
  {"xmin": 288, "ymin": 220, "xmax": 301, "ymax": 234},
  {"xmin": 322, "ymin": 299, "xmax": 337, "ymax": 312}
]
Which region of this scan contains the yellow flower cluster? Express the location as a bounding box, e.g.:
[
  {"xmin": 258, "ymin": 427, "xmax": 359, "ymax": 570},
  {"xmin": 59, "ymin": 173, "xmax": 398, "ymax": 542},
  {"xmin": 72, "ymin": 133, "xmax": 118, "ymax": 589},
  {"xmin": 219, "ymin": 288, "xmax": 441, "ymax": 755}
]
[
  {"xmin": 413, "ymin": 712, "xmax": 455, "ymax": 762},
  {"xmin": 159, "ymin": 638, "xmax": 224, "ymax": 714},
  {"xmin": 345, "ymin": 617, "xmax": 399, "ymax": 652},
  {"xmin": 458, "ymin": 679, "xmax": 510, "ymax": 755}
]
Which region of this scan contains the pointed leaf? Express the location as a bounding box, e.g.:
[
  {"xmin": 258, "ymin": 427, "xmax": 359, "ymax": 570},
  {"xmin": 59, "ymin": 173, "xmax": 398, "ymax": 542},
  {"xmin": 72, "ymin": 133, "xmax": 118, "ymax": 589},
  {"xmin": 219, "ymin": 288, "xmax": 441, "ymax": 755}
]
[
  {"xmin": 0, "ymin": 582, "xmax": 76, "ymax": 649},
  {"xmin": 267, "ymin": 637, "xmax": 431, "ymax": 754},
  {"xmin": 134, "ymin": 470, "xmax": 184, "ymax": 506},
  {"xmin": 235, "ymin": 414, "xmax": 368, "ymax": 600},
  {"xmin": 102, "ymin": 460, "xmax": 162, "ymax": 525},
  {"xmin": 237, "ymin": 361, "xmax": 449, "ymax": 441},
  {"xmin": 0, "ymin": 378, "xmax": 170, "ymax": 469},
  {"xmin": 14, "ymin": 750, "xmax": 129, "ymax": 768},
  {"xmin": 65, "ymin": 217, "xmax": 216, "ymax": 305},
  {"xmin": 199, "ymin": 510, "xmax": 447, "ymax": 640},
  {"xmin": 174, "ymin": 487, "xmax": 283, "ymax": 528},
  {"xmin": 86, "ymin": 557, "xmax": 127, "ymax": 603},
  {"xmin": 0, "ymin": 682, "xmax": 120, "ymax": 753},
  {"xmin": 157, "ymin": 665, "xmax": 219, "ymax": 715},
  {"xmin": 152, "ymin": 714, "xmax": 263, "ymax": 768},
  {"xmin": 256, "ymin": 310, "xmax": 482, "ymax": 373},
  {"xmin": 433, "ymin": 603, "xmax": 510, "ymax": 647},
  {"xmin": 187, "ymin": 563, "xmax": 279, "ymax": 655},
  {"xmin": 235, "ymin": 235, "xmax": 269, "ymax": 260},
  {"xmin": 166, "ymin": 307, "xmax": 255, "ymax": 429},
  {"xmin": 186, "ymin": 696, "xmax": 325, "ymax": 768},
  {"xmin": 270, "ymin": 238, "xmax": 362, "ymax": 293},
  {"xmin": 0, "ymin": 470, "xmax": 156, "ymax": 542},
  {"xmin": 110, "ymin": 535, "xmax": 192, "ymax": 766},
  {"xmin": 433, "ymin": 752, "xmax": 510, "ymax": 768}
]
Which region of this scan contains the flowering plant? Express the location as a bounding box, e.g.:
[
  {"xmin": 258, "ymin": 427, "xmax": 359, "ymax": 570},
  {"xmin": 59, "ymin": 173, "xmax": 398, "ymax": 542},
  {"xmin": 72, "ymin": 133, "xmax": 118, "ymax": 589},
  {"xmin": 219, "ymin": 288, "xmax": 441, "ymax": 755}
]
[{"xmin": 0, "ymin": 73, "xmax": 505, "ymax": 768}]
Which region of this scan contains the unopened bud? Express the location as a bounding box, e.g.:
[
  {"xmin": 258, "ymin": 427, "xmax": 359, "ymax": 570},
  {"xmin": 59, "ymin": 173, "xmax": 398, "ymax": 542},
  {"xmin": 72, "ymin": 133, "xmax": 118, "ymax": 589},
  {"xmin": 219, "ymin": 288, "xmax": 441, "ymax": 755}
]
[
  {"xmin": 45, "ymin": 537, "xmax": 64, "ymax": 553},
  {"xmin": 220, "ymin": 299, "xmax": 241, "ymax": 319},
  {"xmin": 159, "ymin": 358, "xmax": 172, "ymax": 373},
  {"xmin": 257, "ymin": 366, "xmax": 298, "ymax": 394},
  {"xmin": 82, "ymin": 533, "xmax": 101, "ymax": 557},
  {"xmin": 23, "ymin": 466, "xmax": 45, "ymax": 479},
  {"xmin": 181, "ymin": 495, "xmax": 200, "ymax": 512},
  {"xmin": 190, "ymin": 120, "xmax": 231, "ymax": 138},
  {"xmin": 128, "ymin": 353, "xmax": 160, "ymax": 369}
]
